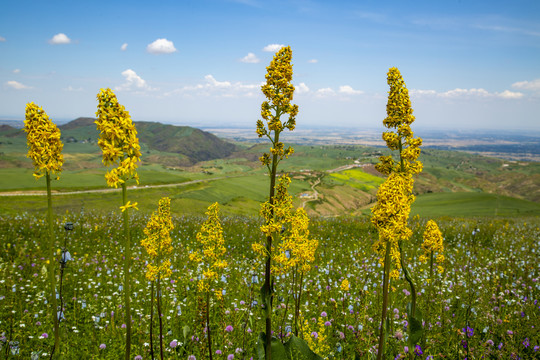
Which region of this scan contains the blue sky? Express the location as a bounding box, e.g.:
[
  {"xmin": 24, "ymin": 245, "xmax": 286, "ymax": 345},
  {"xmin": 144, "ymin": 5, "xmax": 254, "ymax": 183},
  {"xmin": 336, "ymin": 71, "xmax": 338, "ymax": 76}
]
[{"xmin": 1, "ymin": 0, "xmax": 539, "ymax": 131}]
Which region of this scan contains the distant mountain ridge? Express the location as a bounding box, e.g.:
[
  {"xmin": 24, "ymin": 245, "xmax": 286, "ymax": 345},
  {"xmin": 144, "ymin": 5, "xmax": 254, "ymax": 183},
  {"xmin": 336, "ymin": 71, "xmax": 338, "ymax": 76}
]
[{"xmin": 1, "ymin": 117, "xmax": 237, "ymax": 164}]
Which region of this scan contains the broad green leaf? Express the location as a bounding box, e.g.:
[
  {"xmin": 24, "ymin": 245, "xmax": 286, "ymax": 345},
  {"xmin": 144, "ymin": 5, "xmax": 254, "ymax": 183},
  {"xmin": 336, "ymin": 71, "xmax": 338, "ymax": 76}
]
[
  {"xmin": 257, "ymin": 332, "xmax": 289, "ymax": 360},
  {"xmin": 283, "ymin": 335, "xmax": 323, "ymax": 360},
  {"xmin": 182, "ymin": 325, "xmax": 190, "ymax": 340}
]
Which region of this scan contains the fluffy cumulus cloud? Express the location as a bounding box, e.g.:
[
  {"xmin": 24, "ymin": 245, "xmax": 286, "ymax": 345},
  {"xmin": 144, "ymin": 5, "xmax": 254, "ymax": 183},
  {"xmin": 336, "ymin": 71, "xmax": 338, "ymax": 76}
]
[
  {"xmin": 315, "ymin": 87, "xmax": 336, "ymax": 97},
  {"xmin": 410, "ymin": 88, "xmax": 523, "ymax": 99},
  {"xmin": 5, "ymin": 80, "xmax": 31, "ymax": 90},
  {"xmin": 49, "ymin": 33, "xmax": 71, "ymax": 45},
  {"xmin": 204, "ymin": 74, "xmax": 231, "ymax": 88},
  {"xmin": 295, "ymin": 82, "xmax": 310, "ymax": 94},
  {"xmin": 121, "ymin": 43, "xmax": 128, "ymax": 51},
  {"xmin": 263, "ymin": 44, "xmax": 285, "ymax": 52},
  {"xmin": 308, "ymin": 59, "xmax": 318, "ymax": 64},
  {"xmin": 147, "ymin": 38, "xmax": 177, "ymax": 54},
  {"xmin": 240, "ymin": 52, "xmax": 260, "ymax": 63},
  {"xmin": 115, "ymin": 69, "xmax": 156, "ymax": 92},
  {"xmin": 339, "ymin": 85, "xmax": 363, "ymax": 95},
  {"xmin": 512, "ymin": 78, "xmax": 540, "ymax": 92},
  {"xmin": 166, "ymin": 75, "xmax": 261, "ymax": 98}
]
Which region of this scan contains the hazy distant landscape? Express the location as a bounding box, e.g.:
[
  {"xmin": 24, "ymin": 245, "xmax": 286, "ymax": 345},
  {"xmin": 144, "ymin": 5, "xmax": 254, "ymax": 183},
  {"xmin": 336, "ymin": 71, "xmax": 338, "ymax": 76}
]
[{"xmin": 1, "ymin": 117, "xmax": 539, "ymax": 217}]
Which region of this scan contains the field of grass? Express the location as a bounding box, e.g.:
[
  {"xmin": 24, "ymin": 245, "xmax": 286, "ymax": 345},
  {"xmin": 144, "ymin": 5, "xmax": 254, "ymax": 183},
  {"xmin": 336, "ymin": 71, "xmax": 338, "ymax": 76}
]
[
  {"xmin": 0, "ymin": 212, "xmax": 538, "ymax": 358},
  {"xmin": 410, "ymin": 192, "xmax": 540, "ymax": 218}
]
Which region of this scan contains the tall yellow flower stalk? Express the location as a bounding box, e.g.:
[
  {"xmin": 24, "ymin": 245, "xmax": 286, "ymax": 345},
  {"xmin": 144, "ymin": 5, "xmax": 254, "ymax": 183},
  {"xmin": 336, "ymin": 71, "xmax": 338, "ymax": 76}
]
[
  {"xmin": 141, "ymin": 197, "xmax": 174, "ymax": 360},
  {"xmin": 24, "ymin": 103, "xmax": 64, "ymax": 356},
  {"xmin": 95, "ymin": 88, "xmax": 141, "ymax": 360},
  {"xmin": 420, "ymin": 220, "xmax": 444, "ymax": 273},
  {"xmin": 254, "ymin": 45, "xmax": 299, "ymax": 360},
  {"xmin": 254, "ymin": 175, "xmax": 318, "ymax": 337},
  {"xmin": 189, "ymin": 202, "xmax": 227, "ymax": 360},
  {"xmin": 371, "ymin": 67, "xmax": 422, "ymax": 360}
]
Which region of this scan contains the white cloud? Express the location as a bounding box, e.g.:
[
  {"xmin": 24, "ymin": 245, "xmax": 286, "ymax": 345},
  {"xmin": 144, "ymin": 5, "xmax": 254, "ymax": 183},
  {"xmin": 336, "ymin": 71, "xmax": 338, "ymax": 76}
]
[
  {"xmin": 440, "ymin": 88, "xmax": 490, "ymax": 98},
  {"xmin": 115, "ymin": 69, "xmax": 156, "ymax": 92},
  {"xmin": 0, "ymin": 36, "xmax": 6, "ymax": 42},
  {"xmin": 263, "ymin": 44, "xmax": 285, "ymax": 52},
  {"xmin": 205, "ymin": 74, "xmax": 231, "ymax": 88},
  {"xmin": 147, "ymin": 38, "xmax": 177, "ymax": 54},
  {"xmin": 5, "ymin": 80, "xmax": 31, "ymax": 90},
  {"xmin": 121, "ymin": 43, "xmax": 128, "ymax": 51},
  {"xmin": 166, "ymin": 75, "xmax": 261, "ymax": 98},
  {"xmin": 49, "ymin": 33, "xmax": 71, "ymax": 45},
  {"xmin": 308, "ymin": 59, "xmax": 318, "ymax": 64},
  {"xmin": 13, "ymin": 69, "xmax": 20, "ymax": 74},
  {"xmin": 512, "ymin": 78, "xmax": 540, "ymax": 92},
  {"xmin": 411, "ymin": 88, "xmax": 523, "ymax": 99},
  {"xmin": 497, "ymin": 90, "xmax": 523, "ymax": 99},
  {"xmin": 339, "ymin": 85, "xmax": 363, "ymax": 95},
  {"xmin": 315, "ymin": 87, "xmax": 335, "ymax": 97},
  {"xmin": 295, "ymin": 82, "xmax": 310, "ymax": 94},
  {"xmin": 240, "ymin": 52, "xmax": 260, "ymax": 63}
]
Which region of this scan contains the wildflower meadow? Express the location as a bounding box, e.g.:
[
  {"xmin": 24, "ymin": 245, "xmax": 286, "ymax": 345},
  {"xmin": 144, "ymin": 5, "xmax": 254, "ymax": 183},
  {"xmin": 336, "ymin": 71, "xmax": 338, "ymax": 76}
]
[{"xmin": 0, "ymin": 47, "xmax": 539, "ymax": 359}]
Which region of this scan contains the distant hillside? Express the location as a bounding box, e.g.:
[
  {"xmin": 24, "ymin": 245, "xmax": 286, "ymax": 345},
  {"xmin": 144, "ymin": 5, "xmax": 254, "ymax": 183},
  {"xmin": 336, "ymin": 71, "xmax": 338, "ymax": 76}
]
[
  {"xmin": 55, "ymin": 117, "xmax": 237, "ymax": 164},
  {"xmin": 135, "ymin": 122, "xmax": 236, "ymax": 163},
  {"xmin": 0, "ymin": 124, "xmax": 21, "ymax": 137}
]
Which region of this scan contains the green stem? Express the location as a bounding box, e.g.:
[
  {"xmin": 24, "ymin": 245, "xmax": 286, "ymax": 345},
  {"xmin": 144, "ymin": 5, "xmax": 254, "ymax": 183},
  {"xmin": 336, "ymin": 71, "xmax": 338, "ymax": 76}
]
[
  {"xmin": 264, "ymin": 129, "xmax": 280, "ymax": 360},
  {"xmin": 121, "ymin": 183, "xmax": 132, "ymax": 360},
  {"xmin": 206, "ymin": 291, "xmax": 213, "ymax": 360},
  {"xmin": 376, "ymin": 243, "xmax": 391, "ymax": 360},
  {"xmin": 150, "ymin": 281, "xmax": 155, "ymax": 360},
  {"xmin": 399, "ymin": 241, "xmax": 417, "ymax": 317},
  {"xmin": 294, "ymin": 272, "xmax": 304, "ymax": 337},
  {"xmin": 46, "ymin": 173, "xmax": 60, "ymax": 357},
  {"xmin": 157, "ymin": 278, "xmax": 164, "ymax": 360}
]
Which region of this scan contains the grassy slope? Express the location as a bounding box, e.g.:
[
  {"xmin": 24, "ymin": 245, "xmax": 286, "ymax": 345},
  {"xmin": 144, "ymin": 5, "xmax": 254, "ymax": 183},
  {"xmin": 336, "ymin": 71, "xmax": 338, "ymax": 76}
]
[{"xmin": 2, "ymin": 123, "xmax": 539, "ymax": 218}]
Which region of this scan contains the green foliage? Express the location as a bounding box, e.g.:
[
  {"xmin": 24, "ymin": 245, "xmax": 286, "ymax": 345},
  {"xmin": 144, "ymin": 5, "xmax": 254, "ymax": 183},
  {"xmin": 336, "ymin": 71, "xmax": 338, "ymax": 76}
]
[{"xmin": 0, "ymin": 213, "xmax": 539, "ymax": 358}]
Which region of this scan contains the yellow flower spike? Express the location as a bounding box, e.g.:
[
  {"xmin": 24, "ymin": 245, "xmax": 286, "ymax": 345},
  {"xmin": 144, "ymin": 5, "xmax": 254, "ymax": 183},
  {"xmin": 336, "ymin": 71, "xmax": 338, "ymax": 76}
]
[
  {"xmin": 340, "ymin": 279, "xmax": 350, "ymax": 291},
  {"xmin": 190, "ymin": 202, "xmax": 227, "ymax": 293},
  {"xmin": 95, "ymin": 88, "xmax": 141, "ymax": 188},
  {"xmin": 373, "ymin": 68, "xmax": 423, "ymax": 359},
  {"xmin": 141, "ymin": 197, "xmax": 174, "ymax": 281},
  {"xmin": 24, "ymin": 103, "xmax": 64, "ymax": 179}
]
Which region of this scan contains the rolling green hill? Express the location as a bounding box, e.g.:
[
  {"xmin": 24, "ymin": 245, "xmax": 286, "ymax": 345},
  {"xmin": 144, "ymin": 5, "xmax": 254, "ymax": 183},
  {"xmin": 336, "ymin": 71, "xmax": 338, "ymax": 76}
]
[
  {"xmin": 1, "ymin": 120, "xmax": 539, "ymax": 218},
  {"xmin": 56, "ymin": 117, "xmax": 237, "ymax": 164}
]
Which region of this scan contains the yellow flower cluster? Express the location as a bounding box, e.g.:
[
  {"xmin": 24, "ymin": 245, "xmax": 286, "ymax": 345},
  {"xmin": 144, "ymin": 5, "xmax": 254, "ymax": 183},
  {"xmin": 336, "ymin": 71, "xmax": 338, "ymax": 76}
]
[
  {"xmin": 371, "ymin": 68, "xmax": 423, "ymax": 279},
  {"xmin": 141, "ymin": 197, "xmax": 174, "ymax": 281},
  {"xmin": 371, "ymin": 172, "xmax": 415, "ymax": 276},
  {"xmin": 302, "ymin": 317, "xmax": 330, "ymax": 358},
  {"xmin": 24, "ymin": 103, "xmax": 64, "ymax": 180},
  {"xmin": 256, "ymin": 46, "xmax": 298, "ymax": 167},
  {"xmin": 375, "ymin": 67, "xmax": 423, "ymax": 176},
  {"xmin": 189, "ymin": 202, "xmax": 227, "ymax": 293},
  {"xmin": 340, "ymin": 278, "xmax": 350, "ymax": 292},
  {"xmin": 420, "ymin": 220, "xmax": 445, "ymax": 273},
  {"xmin": 254, "ymin": 175, "xmax": 318, "ymax": 275},
  {"xmin": 95, "ymin": 88, "xmax": 141, "ymax": 188}
]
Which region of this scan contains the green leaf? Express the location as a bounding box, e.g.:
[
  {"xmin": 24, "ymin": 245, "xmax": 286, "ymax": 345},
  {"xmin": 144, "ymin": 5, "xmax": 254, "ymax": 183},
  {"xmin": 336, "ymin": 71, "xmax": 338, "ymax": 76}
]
[
  {"xmin": 260, "ymin": 282, "xmax": 270, "ymax": 315},
  {"xmin": 283, "ymin": 335, "xmax": 323, "ymax": 360},
  {"xmin": 182, "ymin": 325, "xmax": 190, "ymax": 340},
  {"xmin": 406, "ymin": 302, "xmax": 423, "ymax": 346},
  {"xmin": 257, "ymin": 332, "xmax": 289, "ymax": 360}
]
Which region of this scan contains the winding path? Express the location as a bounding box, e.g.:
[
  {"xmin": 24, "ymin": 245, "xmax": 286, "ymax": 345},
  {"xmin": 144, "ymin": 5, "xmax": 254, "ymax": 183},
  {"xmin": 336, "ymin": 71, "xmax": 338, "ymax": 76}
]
[{"xmin": 0, "ymin": 177, "xmax": 227, "ymax": 197}]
